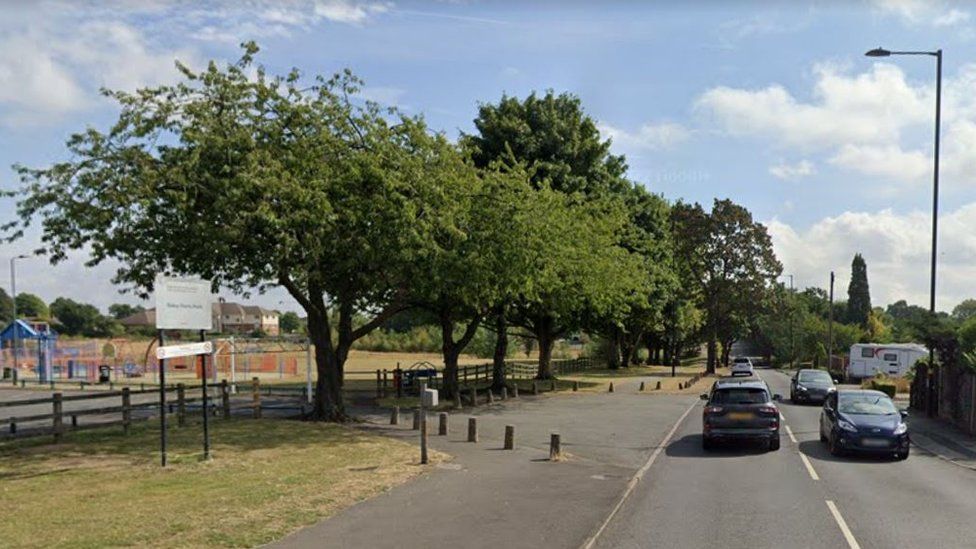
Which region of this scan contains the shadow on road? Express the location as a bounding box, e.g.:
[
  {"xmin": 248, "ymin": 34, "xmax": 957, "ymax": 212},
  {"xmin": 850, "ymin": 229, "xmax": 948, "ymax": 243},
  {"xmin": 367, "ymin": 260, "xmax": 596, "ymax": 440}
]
[{"xmin": 666, "ymin": 434, "xmax": 770, "ymax": 459}]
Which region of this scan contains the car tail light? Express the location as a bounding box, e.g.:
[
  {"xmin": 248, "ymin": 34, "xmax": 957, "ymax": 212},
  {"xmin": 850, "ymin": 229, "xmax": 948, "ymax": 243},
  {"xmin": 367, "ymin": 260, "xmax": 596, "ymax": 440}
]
[
  {"xmin": 758, "ymin": 406, "xmax": 777, "ymax": 415},
  {"xmin": 704, "ymin": 406, "xmax": 724, "ymax": 414}
]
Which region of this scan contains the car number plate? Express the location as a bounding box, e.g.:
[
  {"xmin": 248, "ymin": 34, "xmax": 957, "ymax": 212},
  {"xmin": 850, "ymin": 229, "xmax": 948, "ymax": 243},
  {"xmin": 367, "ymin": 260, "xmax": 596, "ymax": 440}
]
[
  {"xmin": 861, "ymin": 438, "xmax": 890, "ymax": 447},
  {"xmin": 728, "ymin": 412, "xmax": 754, "ymax": 420}
]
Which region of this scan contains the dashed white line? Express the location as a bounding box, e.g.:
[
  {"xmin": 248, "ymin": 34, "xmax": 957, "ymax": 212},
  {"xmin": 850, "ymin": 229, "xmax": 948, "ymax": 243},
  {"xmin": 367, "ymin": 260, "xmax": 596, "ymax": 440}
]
[
  {"xmin": 784, "ymin": 425, "xmax": 798, "ymax": 444},
  {"xmin": 826, "ymin": 500, "xmax": 862, "ymax": 549},
  {"xmin": 798, "ymin": 452, "xmax": 820, "ymax": 480}
]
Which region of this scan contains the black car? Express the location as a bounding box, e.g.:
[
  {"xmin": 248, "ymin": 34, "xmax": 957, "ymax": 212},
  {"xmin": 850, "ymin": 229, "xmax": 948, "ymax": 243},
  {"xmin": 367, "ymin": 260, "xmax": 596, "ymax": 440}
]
[
  {"xmin": 819, "ymin": 389, "xmax": 910, "ymax": 460},
  {"xmin": 701, "ymin": 377, "xmax": 782, "ymax": 452},
  {"xmin": 790, "ymin": 369, "xmax": 837, "ymax": 404}
]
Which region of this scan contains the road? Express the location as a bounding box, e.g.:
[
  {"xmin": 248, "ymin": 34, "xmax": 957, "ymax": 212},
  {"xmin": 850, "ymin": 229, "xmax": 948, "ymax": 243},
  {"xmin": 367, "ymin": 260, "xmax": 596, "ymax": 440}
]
[{"xmin": 593, "ymin": 368, "xmax": 976, "ymax": 549}]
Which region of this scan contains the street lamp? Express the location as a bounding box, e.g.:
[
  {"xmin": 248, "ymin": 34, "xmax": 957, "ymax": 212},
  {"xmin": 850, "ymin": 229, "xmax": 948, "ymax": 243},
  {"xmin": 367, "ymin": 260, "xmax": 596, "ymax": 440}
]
[
  {"xmin": 864, "ymin": 46, "xmax": 942, "ymax": 416},
  {"xmin": 9, "ymin": 254, "xmax": 29, "ymax": 382}
]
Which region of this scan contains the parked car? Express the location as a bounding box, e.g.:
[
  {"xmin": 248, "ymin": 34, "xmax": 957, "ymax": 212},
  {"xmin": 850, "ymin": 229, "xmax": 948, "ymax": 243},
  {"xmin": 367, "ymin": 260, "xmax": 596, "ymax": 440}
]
[
  {"xmin": 819, "ymin": 389, "xmax": 909, "ymax": 460},
  {"xmin": 701, "ymin": 377, "xmax": 781, "ymax": 452},
  {"xmin": 790, "ymin": 369, "xmax": 836, "ymax": 404},
  {"xmin": 730, "ymin": 356, "xmax": 755, "ymax": 377}
]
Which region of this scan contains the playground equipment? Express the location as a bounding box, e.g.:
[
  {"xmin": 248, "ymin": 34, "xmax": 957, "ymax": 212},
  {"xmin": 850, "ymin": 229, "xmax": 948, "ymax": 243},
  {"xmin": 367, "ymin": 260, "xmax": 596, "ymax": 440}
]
[{"xmin": 0, "ymin": 320, "xmax": 57, "ymax": 382}]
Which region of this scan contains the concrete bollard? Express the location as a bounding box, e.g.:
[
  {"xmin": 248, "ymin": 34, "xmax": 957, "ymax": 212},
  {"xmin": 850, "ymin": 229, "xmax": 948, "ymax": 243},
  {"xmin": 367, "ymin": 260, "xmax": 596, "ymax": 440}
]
[
  {"xmin": 468, "ymin": 417, "xmax": 478, "ymax": 442},
  {"xmin": 438, "ymin": 412, "xmax": 448, "ymax": 436},
  {"xmin": 501, "ymin": 386, "xmax": 508, "ymax": 400},
  {"xmin": 454, "ymin": 390, "xmax": 462, "ymax": 409},
  {"xmin": 639, "ymin": 381, "xmax": 646, "ymax": 392},
  {"xmin": 412, "ymin": 409, "xmax": 421, "ymax": 430},
  {"xmin": 391, "ymin": 406, "xmax": 400, "ymax": 425},
  {"xmin": 656, "ymin": 380, "xmax": 662, "ymax": 390},
  {"xmin": 512, "ymin": 384, "xmax": 519, "ymax": 398},
  {"xmin": 550, "ymin": 432, "xmax": 562, "ymax": 460},
  {"xmin": 532, "ymin": 381, "xmax": 539, "ymax": 395},
  {"xmin": 573, "ymin": 381, "xmax": 579, "ymax": 392},
  {"xmin": 609, "ymin": 382, "xmax": 614, "ymax": 393},
  {"xmin": 487, "ymin": 390, "xmax": 494, "ymax": 404},
  {"xmin": 504, "ymin": 425, "xmax": 515, "ymax": 450}
]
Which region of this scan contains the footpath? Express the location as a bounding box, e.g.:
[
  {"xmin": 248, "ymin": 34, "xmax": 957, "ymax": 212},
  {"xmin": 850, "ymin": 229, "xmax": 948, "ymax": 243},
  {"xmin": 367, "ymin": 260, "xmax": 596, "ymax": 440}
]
[{"xmin": 271, "ymin": 382, "xmax": 702, "ymax": 549}]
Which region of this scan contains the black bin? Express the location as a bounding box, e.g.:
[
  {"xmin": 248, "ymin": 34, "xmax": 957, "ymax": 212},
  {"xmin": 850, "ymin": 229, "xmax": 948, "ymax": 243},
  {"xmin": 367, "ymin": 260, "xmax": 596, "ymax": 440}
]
[{"xmin": 98, "ymin": 365, "xmax": 111, "ymax": 384}]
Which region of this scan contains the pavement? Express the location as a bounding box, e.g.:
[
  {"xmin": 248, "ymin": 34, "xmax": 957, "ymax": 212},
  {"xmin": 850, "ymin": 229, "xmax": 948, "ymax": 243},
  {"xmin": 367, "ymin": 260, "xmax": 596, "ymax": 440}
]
[{"xmin": 273, "ymin": 367, "xmax": 976, "ymax": 549}]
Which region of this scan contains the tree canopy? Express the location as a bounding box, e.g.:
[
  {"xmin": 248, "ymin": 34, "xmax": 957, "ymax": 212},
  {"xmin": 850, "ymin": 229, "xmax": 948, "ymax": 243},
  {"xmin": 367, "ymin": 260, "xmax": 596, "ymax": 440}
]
[{"xmin": 846, "ymin": 253, "xmax": 872, "ymax": 327}]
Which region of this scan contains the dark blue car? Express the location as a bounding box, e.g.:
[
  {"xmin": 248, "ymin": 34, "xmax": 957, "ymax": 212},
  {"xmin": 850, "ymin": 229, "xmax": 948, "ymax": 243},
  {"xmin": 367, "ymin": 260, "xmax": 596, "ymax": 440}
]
[{"xmin": 819, "ymin": 389, "xmax": 909, "ymax": 460}]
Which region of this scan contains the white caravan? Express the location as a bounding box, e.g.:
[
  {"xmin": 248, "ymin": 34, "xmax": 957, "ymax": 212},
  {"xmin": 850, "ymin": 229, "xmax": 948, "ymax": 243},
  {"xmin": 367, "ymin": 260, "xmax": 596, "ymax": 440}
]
[{"xmin": 848, "ymin": 343, "xmax": 927, "ymax": 379}]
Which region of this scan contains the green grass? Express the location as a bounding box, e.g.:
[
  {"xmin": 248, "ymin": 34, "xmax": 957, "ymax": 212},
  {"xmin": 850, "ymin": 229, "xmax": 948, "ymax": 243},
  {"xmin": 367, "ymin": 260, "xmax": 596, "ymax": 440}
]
[{"xmin": 0, "ymin": 419, "xmax": 439, "ymax": 548}]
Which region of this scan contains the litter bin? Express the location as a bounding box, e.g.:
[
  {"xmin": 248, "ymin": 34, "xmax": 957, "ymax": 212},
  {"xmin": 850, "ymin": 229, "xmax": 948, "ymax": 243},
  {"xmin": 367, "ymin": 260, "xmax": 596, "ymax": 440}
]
[
  {"xmin": 2, "ymin": 367, "xmax": 10, "ymax": 380},
  {"xmin": 98, "ymin": 365, "xmax": 111, "ymax": 384}
]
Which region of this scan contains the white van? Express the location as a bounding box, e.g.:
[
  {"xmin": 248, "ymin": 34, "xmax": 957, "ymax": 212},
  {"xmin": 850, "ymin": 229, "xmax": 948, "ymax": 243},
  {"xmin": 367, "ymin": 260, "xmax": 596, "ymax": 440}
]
[{"xmin": 848, "ymin": 343, "xmax": 927, "ymax": 379}]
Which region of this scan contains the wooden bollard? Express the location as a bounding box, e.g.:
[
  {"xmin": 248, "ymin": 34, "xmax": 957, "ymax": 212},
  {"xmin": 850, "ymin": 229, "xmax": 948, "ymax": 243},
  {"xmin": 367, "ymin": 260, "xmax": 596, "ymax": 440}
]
[
  {"xmin": 376, "ymin": 369, "xmax": 382, "ymax": 398},
  {"xmin": 52, "ymin": 393, "xmax": 63, "ymax": 443},
  {"xmin": 467, "ymin": 417, "xmax": 478, "ymax": 442},
  {"xmin": 501, "ymin": 386, "xmax": 508, "ymax": 400},
  {"xmin": 438, "ymin": 412, "xmax": 448, "ymax": 435},
  {"xmin": 9, "ymin": 418, "xmax": 15, "ymax": 434},
  {"xmin": 252, "ymin": 377, "xmax": 262, "ymax": 419},
  {"xmin": 391, "ymin": 406, "xmax": 400, "ymax": 425},
  {"xmin": 512, "ymin": 384, "xmax": 519, "ymax": 398},
  {"xmin": 550, "ymin": 380, "xmax": 556, "ymax": 392},
  {"xmin": 469, "ymin": 387, "xmax": 477, "ymax": 406},
  {"xmin": 609, "ymin": 382, "xmax": 614, "ymax": 393},
  {"xmin": 504, "ymin": 425, "xmax": 515, "ymax": 450},
  {"xmin": 382, "ymin": 369, "xmax": 389, "ymax": 398},
  {"xmin": 412, "ymin": 408, "xmax": 421, "ymax": 430},
  {"xmin": 454, "ymin": 390, "xmax": 462, "ymax": 409},
  {"xmin": 71, "ymin": 414, "xmax": 78, "ymax": 428},
  {"xmin": 550, "ymin": 432, "xmax": 562, "ymax": 460},
  {"xmin": 487, "ymin": 390, "xmax": 494, "ymax": 404},
  {"xmin": 122, "ymin": 387, "xmax": 131, "ymax": 435},
  {"xmin": 639, "ymin": 381, "xmax": 646, "ymax": 392},
  {"xmin": 177, "ymin": 383, "xmax": 187, "ymax": 427},
  {"xmin": 573, "ymin": 381, "xmax": 579, "ymax": 392},
  {"xmin": 656, "ymin": 380, "xmax": 662, "ymax": 390},
  {"xmin": 420, "ymin": 409, "xmax": 429, "ymax": 465},
  {"xmin": 532, "ymin": 381, "xmax": 539, "ymax": 395},
  {"xmin": 221, "ymin": 380, "xmax": 231, "ymax": 419}
]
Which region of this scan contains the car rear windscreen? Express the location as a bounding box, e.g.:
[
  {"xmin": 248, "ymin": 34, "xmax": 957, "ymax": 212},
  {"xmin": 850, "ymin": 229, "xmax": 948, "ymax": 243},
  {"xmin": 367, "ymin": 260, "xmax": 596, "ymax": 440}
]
[
  {"xmin": 711, "ymin": 388, "xmax": 768, "ymax": 404},
  {"xmin": 798, "ymin": 371, "xmax": 832, "ymax": 383}
]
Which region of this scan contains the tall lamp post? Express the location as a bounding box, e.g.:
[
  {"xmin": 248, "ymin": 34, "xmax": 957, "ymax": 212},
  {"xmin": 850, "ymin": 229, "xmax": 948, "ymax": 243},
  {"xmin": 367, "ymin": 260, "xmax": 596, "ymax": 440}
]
[
  {"xmin": 865, "ymin": 47, "xmax": 942, "ymax": 416},
  {"xmin": 9, "ymin": 254, "xmax": 29, "ymax": 381}
]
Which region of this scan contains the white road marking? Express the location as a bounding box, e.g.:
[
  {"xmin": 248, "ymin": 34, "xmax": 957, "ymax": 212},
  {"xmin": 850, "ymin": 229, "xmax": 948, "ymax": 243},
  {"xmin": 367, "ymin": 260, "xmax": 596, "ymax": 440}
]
[
  {"xmin": 580, "ymin": 401, "xmax": 698, "ymax": 549},
  {"xmin": 785, "ymin": 425, "xmax": 798, "ymax": 443},
  {"xmin": 799, "ymin": 452, "xmax": 820, "ymax": 481},
  {"xmin": 780, "ymin": 413, "xmax": 786, "ymax": 421},
  {"xmin": 826, "ymin": 500, "xmax": 862, "ymax": 549}
]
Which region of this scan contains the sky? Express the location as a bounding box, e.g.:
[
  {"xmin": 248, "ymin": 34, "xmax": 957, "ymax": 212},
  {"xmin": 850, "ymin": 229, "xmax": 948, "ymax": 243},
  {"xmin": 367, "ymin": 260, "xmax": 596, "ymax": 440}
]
[{"xmin": 1, "ymin": 0, "xmax": 975, "ymax": 314}]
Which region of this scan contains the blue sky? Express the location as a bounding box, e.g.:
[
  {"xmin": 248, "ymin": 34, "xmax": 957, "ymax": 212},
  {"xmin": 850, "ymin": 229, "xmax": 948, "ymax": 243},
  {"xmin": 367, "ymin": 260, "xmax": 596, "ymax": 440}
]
[{"xmin": 2, "ymin": 0, "xmax": 976, "ymax": 313}]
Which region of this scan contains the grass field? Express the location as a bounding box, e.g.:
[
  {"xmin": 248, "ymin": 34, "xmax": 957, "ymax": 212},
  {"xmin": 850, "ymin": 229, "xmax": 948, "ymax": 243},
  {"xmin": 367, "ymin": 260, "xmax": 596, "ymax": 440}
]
[{"xmin": 0, "ymin": 419, "xmax": 443, "ymax": 548}]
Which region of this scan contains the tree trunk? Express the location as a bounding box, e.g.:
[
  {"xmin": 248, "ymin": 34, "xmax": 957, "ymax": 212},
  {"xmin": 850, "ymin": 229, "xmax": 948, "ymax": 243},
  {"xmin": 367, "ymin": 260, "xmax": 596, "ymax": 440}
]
[
  {"xmin": 706, "ymin": 337, "xmax": 717, "ymax": 374},
  {"xmin": 491, "ymin": 307, "xmax": 508, "ymax": 391},
  {"xmin": 607, "ymin": 328, "xmax": 621, "ymax": 370},
  {"xmin": 308, "ymin": 312, "xmax": 346, "ymax": 422},
  {"xmin": 535, "ymin": 316, "xmax": 556, "ymax": 379},
  {"xmin": 440, "ymin": 315, "xmax": 460, "ymax": 400}
]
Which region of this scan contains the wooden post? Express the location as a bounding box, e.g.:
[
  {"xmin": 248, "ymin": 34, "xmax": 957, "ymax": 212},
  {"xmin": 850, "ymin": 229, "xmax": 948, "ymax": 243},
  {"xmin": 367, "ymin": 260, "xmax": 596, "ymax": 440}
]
[
  {"xmin": 550, "ymin": 380, "xmax": 556, "ymax": 392},
  {"xmin": 252, "ymin": 377, "xmax": 262, "ymax": 419},
  {"xmin": 9, "ymin": 418, "xmax": 16, "ymax": 434},
  {"xmin": 221, "ymin": 379, "xmax": 231, "ymax": 419},
  {"xmin": 656, "ymin": 380, "xmax": 662, "ymax": 390},
  {"xmin": 395, "ymin": 364, "xmax": 402, "ymax": 399},
  {"xmin": 420, "ymin": 409, "xmax": 429, "ymax": 465},
  {"xmin": 122, "ymin": 387, "xmax": 132, "ymax": 435},
  {"xmin": 609, "ymin": 382, "xmax": 614, "ymax": 393},
  {"xmin": 454, "ymin": 390, "xmax": 462, "ymax": 409},
  {"xmin": 382, "ymin": 369, "xmax": 389, "ymax": 398},
  {"xmin": 512, "ymin": 383, "xmax": 519, "ymax": 398},
  {"xmin": 501, "ymin": 386, "xmax": 508, "ymax": 400},
  {"xmin": 573, "ymin": 381, "xmax": 579, "ymax": 392},
  {"xmin": 71, "ymin": 414, "xmax": 78, "ymax": 429},
  {"xmin": 438, "ymin": 412, "xmax": 448, "ymax": 435},
  {"xmin": 412, "ymin": 408, "xmax": 421, "ymax": 430},
  {"xmin": 376, "ymin": 369, "xmax": 382, "ymax": 399},
  {"xmin": 550, "ymin": 432, "xmax": 562, "ymax": 460},
  {"xmin": 52, "ymin": 392, "xmax": 63, "ymax": 443},
  {"xmin": 177, "ymin": 383, "xmax": 186, "ymax": 427},
  {"xmin": 504, "ymin": 425, "xmax": 515, "ymax": 450},
  {"xmin": 469, "ymin": 387, "xmax": 477, "ymax": 407},
  {"xmin": 639, "ymin": 381, "xmax": 646, "ymax": 392},
  {"xmin": 487, "ymin": 390, "xmax": 494, "ymax": 404},
  {"xmin": 532, "ymin": 381, "xmax": 539, "ymax": 395},
  {"xmin": 467, "ymin": 417, "xmax": 478, "ymax": 442}
]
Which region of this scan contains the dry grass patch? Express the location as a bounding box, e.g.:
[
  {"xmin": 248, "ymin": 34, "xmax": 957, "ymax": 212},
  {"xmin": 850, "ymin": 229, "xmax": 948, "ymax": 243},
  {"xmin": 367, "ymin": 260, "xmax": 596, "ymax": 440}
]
[{"xmin": 0, "ymin": 419, "xmax": 442, "ymax": 548}]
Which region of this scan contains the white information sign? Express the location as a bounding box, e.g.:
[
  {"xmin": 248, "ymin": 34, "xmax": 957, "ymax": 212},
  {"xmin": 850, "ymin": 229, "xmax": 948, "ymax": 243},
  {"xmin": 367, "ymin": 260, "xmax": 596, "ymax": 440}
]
[
  {"xmin": 154, "ymin": 275, "xmax": 213, "ymax": 330},
  {"xmin": 156, "ymin": 341, "xmax": 214, "ymax": 360}
]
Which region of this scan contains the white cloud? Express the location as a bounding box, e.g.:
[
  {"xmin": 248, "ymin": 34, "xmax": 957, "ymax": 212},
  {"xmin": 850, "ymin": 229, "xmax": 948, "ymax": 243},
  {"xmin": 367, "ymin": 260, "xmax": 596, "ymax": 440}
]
[
  {"xmin": 600, "ymin": 121, "xmax": 691, "ymax": 152},
  {"xmin": 769, "ymin": 159, "xmax": 816, "ymax": 181},
  {"xmin": 871, "ymin": 0, "xmax": 971, "ymax": 27},
  {"xmin": 829, "ymin": 145, "xmax": 930, "ymax": 183},
  {"xmin": 767, "ymin": 203, "xmax": 976, "ymax": 310},
  {"xmin": 314, "ymin": 0, "xmax": 391, "ymax": 24}
]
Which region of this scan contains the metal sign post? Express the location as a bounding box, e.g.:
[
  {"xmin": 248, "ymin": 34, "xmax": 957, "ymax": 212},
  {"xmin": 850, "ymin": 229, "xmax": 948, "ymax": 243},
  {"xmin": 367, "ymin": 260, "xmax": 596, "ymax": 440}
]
[
  {"xmin": 199, "ymin": 330, "xmax": 211, "ymax": 461},
  {"xmin": 158, "ymin": 330, "xmax": 168, "ymax": 467}
]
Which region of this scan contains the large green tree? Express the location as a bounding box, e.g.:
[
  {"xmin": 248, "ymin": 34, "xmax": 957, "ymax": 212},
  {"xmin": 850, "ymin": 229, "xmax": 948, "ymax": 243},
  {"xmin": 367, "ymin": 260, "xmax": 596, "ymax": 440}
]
[
  {"xmin": 846, "ymin": 253, "xmax": 872, "ymax": 327},
  {"xmin": 14, "ymin": 293, "xmax": 48, "ymax": 320},
  {"xmin": 0, "ymin": 288, "xmax": 13, "ymax": 324},
  {"xmin": 671, "ymin": 199, "xmax": 782, "ymax": 373},
  {"xmin": 108, "ymin": 303, "xmax": 144, "ymax": 320},
  {"xmin": 952, "ymin": 299, "xmax": 976, "ymax": 322},
  {"xmin": 9, "ymin": 45, "xmax": 466, "ymax": 421}
]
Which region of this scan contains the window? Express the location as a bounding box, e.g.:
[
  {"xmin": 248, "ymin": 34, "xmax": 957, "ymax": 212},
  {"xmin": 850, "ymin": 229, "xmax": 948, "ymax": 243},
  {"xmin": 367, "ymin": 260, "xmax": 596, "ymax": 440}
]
[
  {"xmin": 883, "ymin": 353, "xmax": 898, "ymax": 362},
  {"xmin": 838, "ymin": 394, "xmax": 898, "ymax": 415},
  {"xmin": 710, "ymin": 388, "xmax": 768, "ymax": 404},
  {"xmin": 799, "ymin": 370, "xmax": 832, "ymax": 383},
  {"xmin": 861, "ymin": 347, "xmax": 874, "ymax": 358}
]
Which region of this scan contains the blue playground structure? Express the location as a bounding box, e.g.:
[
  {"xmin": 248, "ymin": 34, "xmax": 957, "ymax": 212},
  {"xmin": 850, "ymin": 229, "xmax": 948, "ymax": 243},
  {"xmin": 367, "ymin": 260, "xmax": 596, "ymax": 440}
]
[{"xmin": 0, "ymin": 319, "xmax": 58, "ymax": 382}]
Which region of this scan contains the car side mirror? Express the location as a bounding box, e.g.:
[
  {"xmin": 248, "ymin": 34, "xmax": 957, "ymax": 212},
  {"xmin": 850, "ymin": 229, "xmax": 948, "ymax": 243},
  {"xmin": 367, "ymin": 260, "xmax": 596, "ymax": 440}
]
[
  {"xmin": 772, "ymin": 394, "xmax": 782, "ymax": 401},
  {"xmin": 833, "ymin": 378, "xmax": 840, "ymax": 384},
  {"xmin": 900, "ymin": 410, "xmax": 909, "ymax": 419},
  {"xmin": 700, "ymin": 393, "xmax": 709, "ymax": 401}
]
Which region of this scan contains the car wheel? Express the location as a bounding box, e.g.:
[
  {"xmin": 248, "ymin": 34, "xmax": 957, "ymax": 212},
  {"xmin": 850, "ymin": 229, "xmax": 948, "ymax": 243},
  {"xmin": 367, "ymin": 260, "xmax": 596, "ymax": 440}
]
[
  {"xmin": 769, "ymin": 436, "xmax": 781, "ymax": 451},
  {"xmin": 896, "ymin": 449, "xmax": 909, "ymax": 461},
  {"xmin": 828, "ymin": 433, "xmax": 843, "ymax": 457},
  {"xmin": 702, "ymin": 436, "xmax": 715, "ymax": 451},
  {"xmin": 819, "ymin": 426, "xmax": 827, "ymax": 443}
]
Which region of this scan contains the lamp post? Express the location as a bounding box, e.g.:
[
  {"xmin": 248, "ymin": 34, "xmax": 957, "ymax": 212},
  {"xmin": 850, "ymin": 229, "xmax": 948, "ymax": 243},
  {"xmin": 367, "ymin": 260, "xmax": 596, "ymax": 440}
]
[
  {"xmin": 865, "ymin": 47, "xmax": 942, "ymax": 416},
  {"xmin": 9, "ymin": 254, "xmax": 29, "ymax": 381}
]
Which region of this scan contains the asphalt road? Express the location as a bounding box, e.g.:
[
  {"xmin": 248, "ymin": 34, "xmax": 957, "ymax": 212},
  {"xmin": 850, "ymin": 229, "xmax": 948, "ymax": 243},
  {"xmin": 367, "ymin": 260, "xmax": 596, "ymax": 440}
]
[{"xmin": 593, "ymin": 368, "xmax": 976, "ymax": 549}]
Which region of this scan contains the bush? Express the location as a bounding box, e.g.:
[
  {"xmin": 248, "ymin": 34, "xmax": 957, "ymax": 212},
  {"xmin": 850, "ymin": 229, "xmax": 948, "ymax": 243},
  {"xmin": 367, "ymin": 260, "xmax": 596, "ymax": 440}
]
[{"xmin": 870, "ymin": 380, "xmax": 897, "ymax": 398}]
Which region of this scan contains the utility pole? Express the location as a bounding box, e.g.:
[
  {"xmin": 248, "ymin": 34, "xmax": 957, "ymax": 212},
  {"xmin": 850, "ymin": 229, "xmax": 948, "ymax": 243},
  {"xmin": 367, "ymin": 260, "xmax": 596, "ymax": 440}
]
[
  {"xmin": 828, "ymin": 272, "xmax": 835, "ymax": 373},
  {"xmin": 9, "ymin": 255, "xmax": 28, "ymax": 382},
  {"xmin": 789, "ymin": 274, "xmax": 795, "ymax": 370}
]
